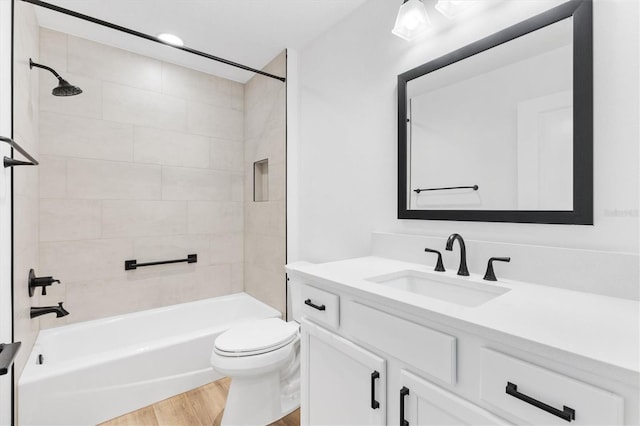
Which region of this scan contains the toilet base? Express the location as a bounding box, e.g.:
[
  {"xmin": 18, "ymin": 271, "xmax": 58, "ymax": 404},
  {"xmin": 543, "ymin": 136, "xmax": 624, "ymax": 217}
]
[{"xmin": 221, "ymin": 371, "xmax": 297, "ymax": 425}]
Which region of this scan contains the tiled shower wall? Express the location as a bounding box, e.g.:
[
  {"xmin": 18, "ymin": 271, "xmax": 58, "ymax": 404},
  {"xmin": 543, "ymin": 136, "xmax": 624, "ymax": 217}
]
[
  {"xmin": 12, "ymin": 0, "xmax": 40, "ymax": 380},
  {"xmin": 244, "ymin": 52, "xmax": 287, "ymax": 315},
  {"xmin": 37, "ymin": 29, "xmax": 245, "ymax": 325}
]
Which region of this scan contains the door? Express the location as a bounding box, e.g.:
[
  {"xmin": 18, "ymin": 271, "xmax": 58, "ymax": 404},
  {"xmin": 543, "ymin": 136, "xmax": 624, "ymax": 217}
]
[
  {"xmin": 0, "ymin": 0, "xmax": 14, "ymax": 424},
  {"xmin": 301, "ymin": 318, "xmax": 386, "ymax": 425},
  {"xmin": 399, "ymin": 370, "xmax": 509, "ymax": 425}
]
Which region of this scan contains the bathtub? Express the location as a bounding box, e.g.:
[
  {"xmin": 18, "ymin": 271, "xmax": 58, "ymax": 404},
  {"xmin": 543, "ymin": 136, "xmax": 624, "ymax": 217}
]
[{"xmin": 18, "ymin": 292, "xmax": 281, "ymax": 425}]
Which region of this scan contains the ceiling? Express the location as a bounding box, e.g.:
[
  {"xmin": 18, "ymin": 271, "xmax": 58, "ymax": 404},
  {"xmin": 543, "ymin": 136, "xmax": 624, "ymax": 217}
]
[{"xmin": 32, "ymin": 0, "xmax": 368, "ymax": 83}]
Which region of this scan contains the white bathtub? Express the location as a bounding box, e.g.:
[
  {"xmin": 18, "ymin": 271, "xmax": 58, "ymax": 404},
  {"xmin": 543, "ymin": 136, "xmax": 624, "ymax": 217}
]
[{"xmin": 18, "ymin": 293, "xmax": 281, "ymax": 425}]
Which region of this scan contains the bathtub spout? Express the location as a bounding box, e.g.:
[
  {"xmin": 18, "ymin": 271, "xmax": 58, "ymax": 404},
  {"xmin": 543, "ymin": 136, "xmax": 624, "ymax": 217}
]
[{"xmin": 30, "ymin": 302, "xmax": 69, "ymax": 319}]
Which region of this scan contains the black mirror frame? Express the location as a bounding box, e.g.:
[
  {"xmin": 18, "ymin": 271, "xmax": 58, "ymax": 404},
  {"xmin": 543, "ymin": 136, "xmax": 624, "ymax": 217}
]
[{"xmin": 397, "ymin": 0, "xmax": 593, "ymax": 225}]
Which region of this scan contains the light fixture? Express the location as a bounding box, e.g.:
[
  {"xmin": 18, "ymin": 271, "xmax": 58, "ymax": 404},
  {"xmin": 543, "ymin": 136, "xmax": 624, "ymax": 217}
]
[
  {"xmin": 157, "ymin": 33, "xmax": 184, "ymax": 47},
  {"xmin": 392, "ymin": 0, "xmax": 431, "ymax": 42}
]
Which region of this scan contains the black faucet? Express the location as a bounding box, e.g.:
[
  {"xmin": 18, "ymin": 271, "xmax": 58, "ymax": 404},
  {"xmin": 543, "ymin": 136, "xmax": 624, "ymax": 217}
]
[
  {"xmin": 30, "ymin": 302, "xmax": 69, "ymax": 319},
  {"xmin": 445, "ymin": 233, "xmax": 469, "ymax": 276},
  {"xmin": 483, "ymin": 257, "xmax": 511, "ymax": 281},
  {"xmin": 424, "ymin": 248, "xmax": 445, "ymax": 272},
  {"xmin": 28, "ymin": 269, "xmax": 61, "ymax": 297}
]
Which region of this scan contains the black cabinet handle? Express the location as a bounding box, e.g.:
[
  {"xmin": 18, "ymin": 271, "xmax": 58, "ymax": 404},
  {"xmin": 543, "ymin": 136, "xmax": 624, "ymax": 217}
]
[
  {"xmin": 304, "ymin": 299, "xmax": 326, "ymax": 311},
  {"xmin": 400, "ymin": 386, "xmax": 410, "ymax": 426},
  {"xmin": 506, "ymin": 382, "xmax": 575, "ymax": 422},
  {"xmin": 370, "ymin": 371, "xmax": 380, "ymax": 409}
]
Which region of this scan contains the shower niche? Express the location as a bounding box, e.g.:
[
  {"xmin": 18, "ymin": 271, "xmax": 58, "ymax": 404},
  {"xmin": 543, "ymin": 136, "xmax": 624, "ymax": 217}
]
[{"xmin": 254, "ymin": 159, "xmax": 269, "ymax": 202}]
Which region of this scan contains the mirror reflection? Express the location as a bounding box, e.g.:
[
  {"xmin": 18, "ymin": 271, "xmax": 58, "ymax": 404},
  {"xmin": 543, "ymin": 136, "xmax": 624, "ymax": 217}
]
[{"xmin": 406, "ymin": 17, "xmax": 573, "ymax": 211}]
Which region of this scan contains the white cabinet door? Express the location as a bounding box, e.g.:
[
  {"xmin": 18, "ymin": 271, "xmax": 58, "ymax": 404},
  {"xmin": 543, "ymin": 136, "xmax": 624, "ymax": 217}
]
[
  {"xmin": 301, "ymin": 318, "xmax": 386, "ymax": 426},
  {"xmin": 400, "ymin": 370, "xmax": 509, "ymax": 426}
]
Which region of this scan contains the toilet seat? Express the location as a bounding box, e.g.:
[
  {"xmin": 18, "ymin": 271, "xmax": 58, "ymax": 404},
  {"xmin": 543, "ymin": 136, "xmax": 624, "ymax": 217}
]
[{"xmin": 214, "ymin": 318, "xmax": 299, "ymax": 357}]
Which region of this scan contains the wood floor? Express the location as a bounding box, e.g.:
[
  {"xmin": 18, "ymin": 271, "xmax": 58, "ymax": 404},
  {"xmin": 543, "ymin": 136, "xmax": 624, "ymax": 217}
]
[{"xmin": 100, "ymin": 378, "xmax": 300, "ymax": 426}]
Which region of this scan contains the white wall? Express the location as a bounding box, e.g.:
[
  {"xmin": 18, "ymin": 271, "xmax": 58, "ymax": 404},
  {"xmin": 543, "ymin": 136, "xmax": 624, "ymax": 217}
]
[{"xmin": 294, "ymin": 0, "xmax": 639, "ymax": 292}]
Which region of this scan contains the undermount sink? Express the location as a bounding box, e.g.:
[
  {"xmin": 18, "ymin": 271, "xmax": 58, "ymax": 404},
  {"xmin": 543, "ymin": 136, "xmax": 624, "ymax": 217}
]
[{"xmin": 366, "ymin": 270, "xmax": 510, "ymax": 307}]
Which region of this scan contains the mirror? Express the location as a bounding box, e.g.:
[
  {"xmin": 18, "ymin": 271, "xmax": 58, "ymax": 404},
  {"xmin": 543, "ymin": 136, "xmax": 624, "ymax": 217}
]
[{"xmin": 398, "ymin": 0, "xmax": 592, "ymax": 224}]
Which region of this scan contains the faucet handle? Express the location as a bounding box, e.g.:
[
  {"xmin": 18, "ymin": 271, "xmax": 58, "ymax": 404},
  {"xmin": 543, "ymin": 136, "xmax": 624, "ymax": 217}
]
[
  {"xmin": 483, "ymin": 257, "xmax": 511, "ymax": 281},
  {"xmin": 424, "ymin": 248, "xmax": 445, "ymax": 272}
]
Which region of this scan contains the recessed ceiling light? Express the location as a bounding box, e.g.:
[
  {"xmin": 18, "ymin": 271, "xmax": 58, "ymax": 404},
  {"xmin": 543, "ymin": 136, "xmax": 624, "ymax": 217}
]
[{"xmin": 158, "ymin": 33, "xmax": 184, "ymax": 47}]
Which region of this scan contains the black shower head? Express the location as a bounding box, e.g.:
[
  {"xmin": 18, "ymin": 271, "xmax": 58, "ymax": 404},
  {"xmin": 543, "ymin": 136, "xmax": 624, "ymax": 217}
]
[
  {"xmin": 29, "ymin": 58, "xmax": 83, "ymax": 97},
  {"xmin": 52, "ymin": 78, "xmax": 83, "ymax": 96}
]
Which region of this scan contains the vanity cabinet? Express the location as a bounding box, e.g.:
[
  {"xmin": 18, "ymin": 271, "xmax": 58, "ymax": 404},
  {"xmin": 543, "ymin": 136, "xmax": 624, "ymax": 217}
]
[
  {"xmin": 289, "ymin": 273, "xmax": 636, "ymax": 426},
  {"xmin": 399, "ymin": 369, "xmax": 507, "ymax": 425},
  {"xmin": 301, "ymin": 318, "xmax": 386, "ymax": 425}
]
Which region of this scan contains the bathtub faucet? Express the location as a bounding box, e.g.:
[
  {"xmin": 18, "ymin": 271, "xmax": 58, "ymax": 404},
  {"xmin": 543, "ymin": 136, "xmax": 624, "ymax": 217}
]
[
  {"xmin": 30, "ymin": 302, "xmax": 69, "ymax": 319},
  {"xmin": 28, "ymin": 269, "xmax": 61, "ymax": 297}
]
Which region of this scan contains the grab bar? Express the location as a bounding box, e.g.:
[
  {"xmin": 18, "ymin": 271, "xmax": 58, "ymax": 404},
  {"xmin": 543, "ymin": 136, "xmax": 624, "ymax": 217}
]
[
  {"xmin": 0, "ymin": 342, "xmax": 22, "ymax": 376},
  {"xmin": 0, "ymin": 136, "xmax": 39, "ymax": 167},
  {"xmin": 124, "ymin": 254, "xmax": 197, "ymax": 270},
  {"xmin": 414, "ymin": 185, "xmax": 478, "ymax": 194}
]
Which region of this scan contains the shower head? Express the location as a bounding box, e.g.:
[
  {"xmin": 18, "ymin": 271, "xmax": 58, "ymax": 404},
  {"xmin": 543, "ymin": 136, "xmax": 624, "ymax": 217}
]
[
  {"xmin": 52, "ymin": 78, "xmax": 83, "ymax": 96},
  {"xmin": 29, "ymin": 58, "xmax": 83, "ymax": 97}
]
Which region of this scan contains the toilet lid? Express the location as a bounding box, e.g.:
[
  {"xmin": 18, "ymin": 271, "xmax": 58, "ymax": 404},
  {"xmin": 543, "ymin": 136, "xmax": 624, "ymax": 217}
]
[{"xmin": 214, "ymin": 318, "xmax": 298, "ymax": 356}]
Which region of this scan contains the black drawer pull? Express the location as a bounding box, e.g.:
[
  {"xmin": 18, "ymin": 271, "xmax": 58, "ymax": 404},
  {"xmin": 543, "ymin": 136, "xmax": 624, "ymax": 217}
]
[
  {"xmin": 400, "ymin": 386, "xmax": 410, "ymax": 426},
  {"xmin": 371, "ymin": 371, "xmax": 380, "ymax": 409},
  {"xmin": 304, "ymin": 299, "xmax": 326, "ymax": 311},
  {"xmin": 506, "ymin": 382, "xmax": 575, "ymax": 422}
]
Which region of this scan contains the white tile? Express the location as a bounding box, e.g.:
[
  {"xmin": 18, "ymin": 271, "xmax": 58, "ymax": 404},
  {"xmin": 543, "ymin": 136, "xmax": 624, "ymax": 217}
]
[
  {"xmin": 245, "ymin": 232, "xmax": 286, "ymax": 274},
  {"xmin": 102, "ymin": 200, "xmax": 187, "ymax": 238},
  {"xmin": 245, "ymin": 201, "xmax": 286, "ymax": 237},
  {"xmin": 65, "ymin": 277, "xmax": 161, "ymax": 323},
  {"xmin": 159, "ymin": 264, "xmax": 233, "ymax": 306},
  {"xmin": 39, "ymin": 238, "xmax": 132, "ymax": 284},
  {"xmin": 68, "ymin": 35, "xmax": 162, "ymax": 91},
  {"xmin": 162, "ymin": 167, "xmax": 232, "ymax": 201},
  {"xmin": 103, "ymin": 82, "xmax": 187, "ymax": 132},
  {"xmin": 39, "ymin": 28, "xmax": 67, "ymax": 73},
  {"xmin": 244, "ymin": 265, "xmax": 286, "ymax": 315},
  {"xmin": 231, "ymin": 173, "xmax": 244, "ymax": 202},
  {"xmin": 187, "ymin": 101, "xmax": 243, "ymax": 141},
  {"xmin": 231, "ymin": 262, "xmax": 244, "ymax": 293},
  {"xmin": 210, "ymin": 138, "xmax": 243, "ymax": 172},
  {"xmin": 268, "ymin": 160, "xmax": 286, "ymax": 201},
  {"xmin": 161, "ymin": 62, "xmax": 231, "ymax": 107},
  {"xmin": 188, "ymin": 201, "xmax": 243, "ymax": 234},
  {"xmin": 231, "ymin": 82, "xmax": 244, "ymax": 111},
  {"xmin": 39, "ymin": 72, "xmax": 102, "ymax": 119},
  {"xmin": 134, "ymin": 126, "xmax": 210, "ymax": 168},
  {"xmin": 210, "ymin": 233, "xmax": 243, "ymax": 265},
  {"xmin": 67, "ymin": 158, "xmax": 161, "ymax": 200},
  {"xmin": 40, "ymin": 111, "xmax": 134, "ymax": 161},
  {"xmin": 39, "ymin": 155, "xmax": 67, "ymax": 199},
  {"xmin": 40, "ymin": 199, "xmax": 101, "ymax": 242}
]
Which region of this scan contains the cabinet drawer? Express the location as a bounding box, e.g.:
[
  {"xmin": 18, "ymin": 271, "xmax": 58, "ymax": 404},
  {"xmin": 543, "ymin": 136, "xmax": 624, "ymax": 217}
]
[
  {"xmin": 342, "ymin": 301, "xmax": 456, "ymax": 384},
  {"xmin": 480, "ymin": 348, "xmax": 623, "ymax": 425},
  {"xmin": 293, "ymin": 283, "xmax": 340, "ymax": 329}
]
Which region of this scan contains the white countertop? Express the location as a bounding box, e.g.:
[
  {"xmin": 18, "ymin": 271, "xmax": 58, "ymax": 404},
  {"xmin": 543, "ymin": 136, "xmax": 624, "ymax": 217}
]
[{"xmin": 286, "ymin": 256, "xmax": 640, "ymax": 376}]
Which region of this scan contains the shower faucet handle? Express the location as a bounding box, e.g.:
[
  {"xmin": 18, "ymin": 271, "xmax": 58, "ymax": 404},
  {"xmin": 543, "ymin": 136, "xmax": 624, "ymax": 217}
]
[{"xmin": 28, "ymin": 269, "xmax": 61, "ymax": 297}]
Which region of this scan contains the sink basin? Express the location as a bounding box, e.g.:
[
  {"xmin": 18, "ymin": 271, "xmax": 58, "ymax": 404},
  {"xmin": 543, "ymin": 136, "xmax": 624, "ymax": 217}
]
[{"xmin": 366, "ymin": 270, "xmax": 510, "ymax": 307}]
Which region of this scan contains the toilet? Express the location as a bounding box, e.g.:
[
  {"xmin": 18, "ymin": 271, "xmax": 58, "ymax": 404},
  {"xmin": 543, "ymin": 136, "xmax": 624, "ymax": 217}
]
[{"xmin": 210, "ymin": 317, "xmax": 300, "ymax": 425}]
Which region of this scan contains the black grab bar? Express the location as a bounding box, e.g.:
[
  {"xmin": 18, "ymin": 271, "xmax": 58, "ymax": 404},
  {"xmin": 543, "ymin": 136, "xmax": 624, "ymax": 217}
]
[{"xmin": 125, "ymin": 254, "xmax": 197, "ymax": 271}]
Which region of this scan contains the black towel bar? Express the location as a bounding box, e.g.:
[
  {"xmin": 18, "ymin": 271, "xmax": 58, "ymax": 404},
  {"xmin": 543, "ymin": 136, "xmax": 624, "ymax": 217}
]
[
  {"xmin": 414, "ymin": 185, "xmax": 478, "ymax": 194},
  {"xmin": 0, "ymin": 136, "xmax": 39, "ymax": 167},
  {"xmin": 125, "ymin": 254, "xmax": 197, "ymax": 270},
  {"xmin": 0, "ymin": 342, "xmax": 22, "ymax": 376}
]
